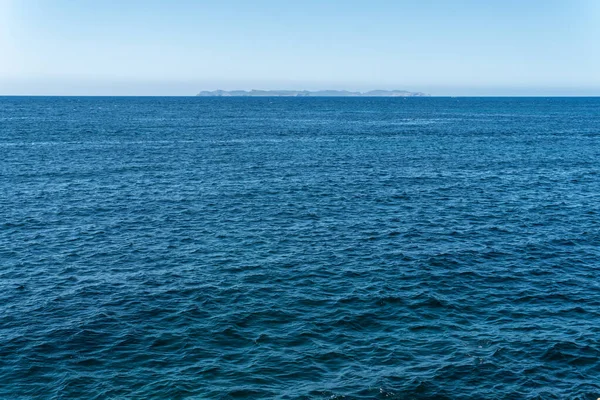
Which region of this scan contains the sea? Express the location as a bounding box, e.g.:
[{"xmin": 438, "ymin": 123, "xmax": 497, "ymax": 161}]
[{"xmin": 1, "ymin": 96, "xmax": 600, "ymax": 399}]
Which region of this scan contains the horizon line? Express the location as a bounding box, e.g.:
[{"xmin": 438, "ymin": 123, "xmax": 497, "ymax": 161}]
[{"xmin": 2, "ymin": 94, "xmax": 600, "ymax": 98}]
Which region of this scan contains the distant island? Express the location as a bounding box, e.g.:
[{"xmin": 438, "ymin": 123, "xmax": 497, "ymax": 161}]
[{"xmin": 197, "ymin": 89, "xmax": 429, "ymax": 97}]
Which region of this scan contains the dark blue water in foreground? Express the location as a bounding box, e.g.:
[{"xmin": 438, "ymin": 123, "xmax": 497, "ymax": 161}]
[{"xmin": 2, "ymin": 97, "xmax": 600, "ymax": 399}]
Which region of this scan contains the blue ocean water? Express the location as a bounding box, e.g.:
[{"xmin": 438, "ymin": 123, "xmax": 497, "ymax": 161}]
[{"xmin": 1, "ymin": 96, "xmax": 600, "ymax": 399}]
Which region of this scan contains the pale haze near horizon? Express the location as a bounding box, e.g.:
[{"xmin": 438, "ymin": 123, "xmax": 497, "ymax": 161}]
[{"xmin": 1, "ymin": 0, "xmax": 599, "ymax": 96}]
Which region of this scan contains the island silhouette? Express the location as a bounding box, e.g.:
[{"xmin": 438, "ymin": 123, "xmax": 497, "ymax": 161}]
[{"xmin": 197, "ymin": 89, "xmax": 428, "ymax": 97}]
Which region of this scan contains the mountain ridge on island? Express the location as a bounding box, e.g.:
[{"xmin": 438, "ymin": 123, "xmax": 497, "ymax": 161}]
[{"xmin": 197, "ymin": 89, "xmax": 429, "ymax": 97}]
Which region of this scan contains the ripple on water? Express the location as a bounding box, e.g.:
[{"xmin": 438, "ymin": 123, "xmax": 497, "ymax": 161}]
[{"xmin": 1, "ymin": 97, "xmax": 600, "ymax": 399}]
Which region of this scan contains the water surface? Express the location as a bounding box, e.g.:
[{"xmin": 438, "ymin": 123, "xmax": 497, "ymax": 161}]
[{"xmin": 1, "ymin": 97, "xmax": 600, "ymax": 399}]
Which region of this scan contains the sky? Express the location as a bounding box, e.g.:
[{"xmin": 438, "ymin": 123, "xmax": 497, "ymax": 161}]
[{"xmin": 1, "ymin": 0, "xmax": 599, "ymax": 96}]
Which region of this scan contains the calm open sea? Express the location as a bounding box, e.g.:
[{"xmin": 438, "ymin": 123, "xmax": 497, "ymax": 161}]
[{"xmin": 1, "ymin": 97, "xmax": 600, "ymax": 399}]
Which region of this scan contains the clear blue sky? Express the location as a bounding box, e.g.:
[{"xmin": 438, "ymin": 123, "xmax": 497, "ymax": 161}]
[{"xmin": 1, "ymin": 0, "xmax": 599, "ymax": 95}]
